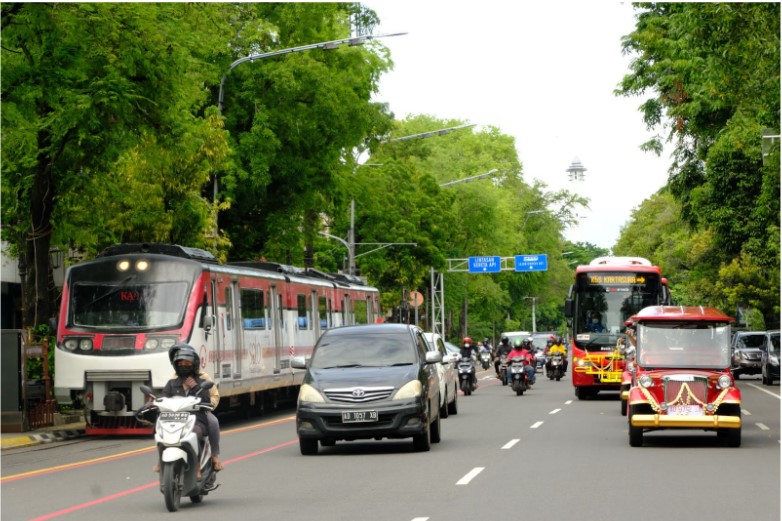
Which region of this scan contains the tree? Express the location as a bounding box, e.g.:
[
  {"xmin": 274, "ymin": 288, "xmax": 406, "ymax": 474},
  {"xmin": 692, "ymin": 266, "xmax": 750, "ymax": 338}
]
[
  {"xmin": 1, "ymin": 3, "xmax": 234, "ymax": 328},
  {"xmin": 616, "ymin": 3, "xmax": 780, "ymax": 326}
]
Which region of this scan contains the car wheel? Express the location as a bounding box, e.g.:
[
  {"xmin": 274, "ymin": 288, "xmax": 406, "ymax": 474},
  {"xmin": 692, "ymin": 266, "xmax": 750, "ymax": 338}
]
[
  {"xmin": 440, "ymin": 392, "xmax": 449, "ymax": 419},
  {"xmin": 447, "ymin": 384, "xmax": 458, "ymax": 415},
  {"xmin": 412, "ymin": 417, "xmax": 431, "ymax": 452},
  {"xmin": 320, "ymin": 438, "xmax": 336, "ymax": 447},
  {"xmin": 299, "ymin": 438, "xmax": 319, "ymax": 455},
  {"xmin": 628, "ymin": 405, "xmax": 643, "ymax": 447},
  {"xmin": 430, "ymin": 410, "xmax": 441, "ymax": 444}
]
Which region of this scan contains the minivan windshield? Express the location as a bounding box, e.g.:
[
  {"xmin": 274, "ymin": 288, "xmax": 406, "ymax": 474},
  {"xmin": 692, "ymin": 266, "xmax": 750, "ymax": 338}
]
[{"xmin": 311, "ymin": 332, "xmax": 416, "ymax": 369}]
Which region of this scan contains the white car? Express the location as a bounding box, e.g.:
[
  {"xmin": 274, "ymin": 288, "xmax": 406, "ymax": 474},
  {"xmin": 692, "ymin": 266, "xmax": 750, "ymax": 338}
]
[{"xmin": 423, "ymin": 332, "xmax": 458, "ymax": 417}]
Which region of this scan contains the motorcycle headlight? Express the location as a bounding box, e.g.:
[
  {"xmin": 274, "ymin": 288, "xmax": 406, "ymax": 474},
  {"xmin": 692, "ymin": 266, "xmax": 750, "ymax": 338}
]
[
  {"xmin": 639, "ymin": 375, "xmax": 653, "ymax": 388},
  {"xmin": 717, "ymin": 374, "xmax": 733, "ymax": 389},
  {"xmin": 393, "ymin": 380, "xmax": 422, "ymax": 400},
  {"xmin": 298, "ymin": 384, "xmax": 325, "ymax": 404}
]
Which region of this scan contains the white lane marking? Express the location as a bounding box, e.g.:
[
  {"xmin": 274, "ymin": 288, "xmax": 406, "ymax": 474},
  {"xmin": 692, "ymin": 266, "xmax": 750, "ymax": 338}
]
[
  {"xmin": 757, "ymin": 423, "xmax": 770, "ymax": 431},
  {"xmin": 747, "ymin": 383, "xmax": 781, "ymax": 399},
  {"xmin": 530, "ymin": 421, "xmax": 544, "ymax": 429},
  {"xmin": 742, "ymin": 409, "xmax": 752, "ymax": 416},
  {"xmin": 565, "ymin": 400, "xmax": 573, "ymax": 405},
  {"xmin": 502, "ymin": 439, "xmax": 520, "ymax": 449},
  {"xmin": 456, "ymin": 467, "xmax": 485, "ymax": 485},
  {"xmin": 549, "ymin": 408, "xmax": 561, "ymax": 415},
  {"xmin": 411, "ymin": 518, "xmax": 429, "ymax": 521}
]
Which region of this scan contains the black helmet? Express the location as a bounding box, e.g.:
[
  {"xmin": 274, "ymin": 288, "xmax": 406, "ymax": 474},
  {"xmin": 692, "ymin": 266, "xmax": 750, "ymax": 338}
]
[
  {"xmin": 169, "ymin": 343, "xmax": 200, "ymax": 377},
  {"xmin": 501, "ymin": 336, "xmax": 509, "ymax": 344}
]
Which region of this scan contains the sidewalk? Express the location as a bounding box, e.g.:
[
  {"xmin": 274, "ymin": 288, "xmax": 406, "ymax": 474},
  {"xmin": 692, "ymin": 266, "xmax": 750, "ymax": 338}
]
[{"xmin": 1, "ymin": 421, "xmax": 87, "ymax": 450}]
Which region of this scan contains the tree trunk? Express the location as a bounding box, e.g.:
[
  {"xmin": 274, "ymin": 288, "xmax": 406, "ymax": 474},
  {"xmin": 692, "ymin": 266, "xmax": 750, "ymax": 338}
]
[{"xmin": 22, "ymin": 129, "xmax": 56, "ymax": 329}]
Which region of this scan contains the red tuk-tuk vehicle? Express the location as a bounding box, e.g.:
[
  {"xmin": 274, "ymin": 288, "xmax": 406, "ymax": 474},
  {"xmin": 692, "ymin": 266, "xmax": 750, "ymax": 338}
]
[{"xmin": 625, "ymin": 306, "xmax": 741, "ymax": 447}]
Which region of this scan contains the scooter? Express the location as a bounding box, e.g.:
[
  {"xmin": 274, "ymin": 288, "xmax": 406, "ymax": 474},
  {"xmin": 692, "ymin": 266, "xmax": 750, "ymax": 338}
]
[
  {"xmin": 548, "ymin": 352, "xmax": 565, "ymax": 381},
  {"xmin": 480, "ymin": 350, "xmax": 492, "ymax": 370},
  {"xmin": 509, "ymin": 357, "xmax": 530, "ymax": 396},
  {"xmin": 458, "ymin": 356, "xmax": 477, "ymax": 395},
  {"xmin": 138, "ymin": 383, "xmax": 219, "ymax": 512}
]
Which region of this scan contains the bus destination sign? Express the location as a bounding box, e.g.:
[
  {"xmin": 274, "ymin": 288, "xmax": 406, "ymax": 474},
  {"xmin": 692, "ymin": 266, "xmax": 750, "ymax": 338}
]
[{"xmin": 589, "ymin": 274, "xmax": 647, "ymax": 285}]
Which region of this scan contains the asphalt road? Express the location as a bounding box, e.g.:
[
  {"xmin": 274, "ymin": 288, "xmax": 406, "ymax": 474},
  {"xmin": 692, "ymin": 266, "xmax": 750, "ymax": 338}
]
[{"xmin": 1, "ymin": 370, "xmax": 779, "ymax": 521}]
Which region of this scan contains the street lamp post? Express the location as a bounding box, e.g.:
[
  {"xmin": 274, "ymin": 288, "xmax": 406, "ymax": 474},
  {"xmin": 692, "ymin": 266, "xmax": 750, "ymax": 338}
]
[
  {"xmin": 213, "ymin": 32, "xmax": 406, "ymax": 241},
  {"xmin": 523, "ymin": 296, "xmax": 537, "ymax": 333},
  {"xmin": 344, "ymin": 123, "xmax": 477, "ymax": 275}
]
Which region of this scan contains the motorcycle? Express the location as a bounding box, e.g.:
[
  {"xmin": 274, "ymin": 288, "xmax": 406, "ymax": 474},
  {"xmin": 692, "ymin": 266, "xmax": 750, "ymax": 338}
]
[
  {"xmin": 480, "ymin": 350, "xmax": 492, "ymax": 370},
  {"xmin": 498, "ymin": 354, "xmax": 509, "ymax": 386},
  {"xmin": 509, "ymin": 356, "xmax": 530, "ymax": 396},
  {"xmin": 138, "ymin": 383, "xmax": 220, "ymax": 512},
  {"xmin": 548, "ymin": 352, "xmax": 565, "ymax": 381},
  {"xmin": 458, "ymin": 356, "xmax": 477, "ymax": 395}
]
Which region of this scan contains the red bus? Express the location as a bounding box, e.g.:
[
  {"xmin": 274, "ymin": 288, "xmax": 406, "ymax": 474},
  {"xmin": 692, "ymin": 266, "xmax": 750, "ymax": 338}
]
[
  {"xmin": 564, "ymin": 256, "xmax": 671, "ymax": 400},
  {"xmin": 54, "ymin": 243, "xmax": 380, "ymax": 434}
]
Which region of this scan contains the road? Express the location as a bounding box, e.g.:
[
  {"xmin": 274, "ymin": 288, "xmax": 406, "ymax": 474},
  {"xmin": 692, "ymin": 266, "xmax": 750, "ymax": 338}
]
[{"xmin": 2, "ymin": 369, "xmax": 779, "ymax": 521}]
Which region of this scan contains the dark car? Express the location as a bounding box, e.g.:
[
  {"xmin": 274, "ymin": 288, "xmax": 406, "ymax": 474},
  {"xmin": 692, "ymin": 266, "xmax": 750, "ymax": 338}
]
[
  {"xmin": 291, "ymin": 323, "xmax": 442, "ymax": 455},
  {"xmin": 761, "ymin": 331, "xmax": 780, "ymax": 386},
  {"xmin": 731, "ymin": 331, "xmax": 768, "ymax": 378}
]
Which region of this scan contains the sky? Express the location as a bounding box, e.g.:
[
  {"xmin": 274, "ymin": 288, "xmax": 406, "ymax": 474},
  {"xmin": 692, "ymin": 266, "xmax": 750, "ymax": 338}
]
[{"xmin": 362, "ymin": 1, "xmax": 674, "ymax": 251}]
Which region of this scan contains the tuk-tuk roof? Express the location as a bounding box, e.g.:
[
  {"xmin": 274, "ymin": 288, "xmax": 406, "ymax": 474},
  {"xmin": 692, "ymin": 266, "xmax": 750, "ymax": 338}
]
[{"xmin": 630, "ymin": 306, "xmax": 734, "ymax": 323}]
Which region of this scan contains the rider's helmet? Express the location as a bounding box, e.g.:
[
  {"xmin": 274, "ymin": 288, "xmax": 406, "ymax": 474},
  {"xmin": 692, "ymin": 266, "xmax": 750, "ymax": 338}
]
[
  {"xmin": 513, "ymin": 338, "xmax": 523, "ymax": 348},
  {"xmin": 501, "ymin": 335, "xmax": 509, "ymax": 345},
  {"xmin": 463, "ymin": 337, "xmax": 473, "ymax": 348},
  {"xmin": 169, "ymin": 343, "xmax": 200, "ymax": 378}
]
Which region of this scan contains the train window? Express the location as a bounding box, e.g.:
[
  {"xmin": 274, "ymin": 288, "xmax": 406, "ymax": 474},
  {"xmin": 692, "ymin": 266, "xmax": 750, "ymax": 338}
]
[
  {"xmin": 224, "ymin": 287, "xmax": 233, "ymax": 331},
  {"xmin": 354, "ymin": 298, "xmax": 369, "ymax": 324},
  {"xmin": 319, "ymin": 296, "xmax": 330, "ymax": 329},
  {"xmin": 297, "ymin": 294, "xmax": 309, "ymax": 329},
  {"xmin": 240, "ymin": 289, "xmax": 266, "ymax": 329}
]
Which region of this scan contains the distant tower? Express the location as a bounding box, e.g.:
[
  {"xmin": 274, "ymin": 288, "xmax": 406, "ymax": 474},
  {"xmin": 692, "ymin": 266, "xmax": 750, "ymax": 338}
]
[{"xmin": 566, "ymin": 157, "xmax": 587, "ymax": 181}]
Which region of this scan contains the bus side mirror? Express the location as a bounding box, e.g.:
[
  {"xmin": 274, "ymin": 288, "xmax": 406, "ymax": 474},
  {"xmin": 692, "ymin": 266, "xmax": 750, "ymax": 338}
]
[{"xmin": 564, "ymin": 298, "xmax": 573, "ymax": 318}]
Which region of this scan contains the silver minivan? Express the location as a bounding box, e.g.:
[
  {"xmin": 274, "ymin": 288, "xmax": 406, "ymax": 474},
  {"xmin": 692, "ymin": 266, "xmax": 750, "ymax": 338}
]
[{"xmin": 423, "ymin": 332, "xmax": 458, "ymax": 418}]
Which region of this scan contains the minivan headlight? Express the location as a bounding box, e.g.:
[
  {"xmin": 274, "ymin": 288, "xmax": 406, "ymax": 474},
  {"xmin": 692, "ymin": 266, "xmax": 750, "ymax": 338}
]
[
  {"xmin": 393, "ymin": 380, "xmax": 422, "ymax": 400},
  {"xmin": 298, "ymin": 384, "xmax": 325, "ymax": 403}
]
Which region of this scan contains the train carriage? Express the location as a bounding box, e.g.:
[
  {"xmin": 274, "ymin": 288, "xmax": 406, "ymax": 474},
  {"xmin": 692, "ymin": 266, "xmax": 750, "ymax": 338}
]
[{"xmin": 54, "ymin": 243, "xmax": 380, "ymax": 434}]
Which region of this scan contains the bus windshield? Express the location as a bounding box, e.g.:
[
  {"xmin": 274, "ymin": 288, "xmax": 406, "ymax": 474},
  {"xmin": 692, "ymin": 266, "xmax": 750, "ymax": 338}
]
[{"xmin": 574, "ymin": 271, "xmax": 661, "ymax": 338}]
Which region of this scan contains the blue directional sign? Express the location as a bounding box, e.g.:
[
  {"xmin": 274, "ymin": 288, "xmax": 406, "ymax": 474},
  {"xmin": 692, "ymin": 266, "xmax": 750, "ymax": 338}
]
[
  {"xmin": 514, "ymin": 254, "xmax": 548, "ymax": 272},
  {"xmin": 468, "ymin": 256, "xmax": 501, "ymax": 273}
]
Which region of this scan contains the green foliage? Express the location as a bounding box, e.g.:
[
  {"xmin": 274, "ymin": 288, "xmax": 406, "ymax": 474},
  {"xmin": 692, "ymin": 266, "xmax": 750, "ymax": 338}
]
[{"xmin": 615, "ymin": 3, "xmax": 780, "ymax": 327}]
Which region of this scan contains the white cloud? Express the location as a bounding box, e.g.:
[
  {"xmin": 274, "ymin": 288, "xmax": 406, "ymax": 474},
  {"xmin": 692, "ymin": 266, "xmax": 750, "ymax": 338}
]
[{"xmin": 364, "ymin": 1, "xmax": 673, "ymax": 250}]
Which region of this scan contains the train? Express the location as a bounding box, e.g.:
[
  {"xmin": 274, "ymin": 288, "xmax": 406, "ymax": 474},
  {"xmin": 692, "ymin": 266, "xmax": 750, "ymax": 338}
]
[{"xmin": 54, "ymin": 243, "xmax": 381, "ymax": 434}]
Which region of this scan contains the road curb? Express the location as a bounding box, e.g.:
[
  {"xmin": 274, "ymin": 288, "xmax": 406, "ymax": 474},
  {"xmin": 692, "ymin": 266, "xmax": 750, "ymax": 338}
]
[{"xmin": 1, "ymin": 427, "xmax": 86, "ymax": 450}]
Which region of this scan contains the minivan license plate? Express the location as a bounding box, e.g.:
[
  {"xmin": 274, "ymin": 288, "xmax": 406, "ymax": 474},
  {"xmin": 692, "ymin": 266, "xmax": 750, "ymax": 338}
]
[{"xmin": 341, "ymin": 410, "xmax": 378, "ymax": 423}]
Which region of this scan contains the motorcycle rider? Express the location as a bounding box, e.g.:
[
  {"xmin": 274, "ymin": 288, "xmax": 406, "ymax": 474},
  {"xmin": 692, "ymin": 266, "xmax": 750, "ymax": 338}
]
[
  {"xmin": 506, "ymin": 338, "xmax": 536, "ymax": 386},
  {"xmin": 459, "ymin": 337, "xmax": 478, "ymax": 389},
  {"xmin": 494, "ymin": 335, "xmax": 513, "ymax": 377},
  {"xmin": 547, "ymin": 336, "xmax": 568, "ymax": 374},
  {"xmin": 151, "ymin": 343, "xmax": 223, "ymax": 474}
]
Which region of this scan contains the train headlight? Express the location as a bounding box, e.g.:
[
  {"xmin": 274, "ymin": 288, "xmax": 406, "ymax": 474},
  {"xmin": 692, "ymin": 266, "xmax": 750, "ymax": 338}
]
[
  {"xmin": 639, "ymin": 375, "xmax": 653, "ymax": 388},
  {"xmin": 136, "ymin": 260, "xmax": 149, "ymax": 271},
  {"xmin": 64, "ymin": 339, "xmax": 79, "ymax": 351},
  {"xmin": 117, "ymin": 260, "xmax": 130, "ymax": 272},
  {"xmin": 144, "ymin": 338, "xmax": 160, "ymax": 350},
  {"xmin": 78, "ymin": 338, "xmax": 93, "ymax": 351},
  {"xmin": 145, "ymin": 337, "xmax": 178, "ymax": 350},
  {"xmin": 717, "ymin": 374, "xmax": 732, "ymax": 389}
]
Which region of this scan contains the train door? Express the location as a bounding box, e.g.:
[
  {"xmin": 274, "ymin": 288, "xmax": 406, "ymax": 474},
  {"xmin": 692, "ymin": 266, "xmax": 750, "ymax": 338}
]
[
  {"xmin": 214, "ymin": 278, "xmax": 240, "ymax": 379},
  {"xmin": 342, "ymin": 293, "xmax": 352, "ymax": 326},
  {"xmin": 229, "ymin": 279, "xmax": 242, "ymax": 378},
  {"xmin": 312, "ymin": 290, "xmax": 321, "ymax": 339},
  {"xmin": 269, "ymin": 285, "xmax": 282, "ymax": 374},
  {"xmin": 210, "ymin": 278, "xmax": 224, "ymax": 378}
]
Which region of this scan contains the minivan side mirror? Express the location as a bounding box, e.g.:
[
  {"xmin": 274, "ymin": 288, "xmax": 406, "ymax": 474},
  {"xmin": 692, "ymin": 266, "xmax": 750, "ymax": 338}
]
[{"xmin": 291, "ymin": 356, "xmax": 308, "ymax": 369}]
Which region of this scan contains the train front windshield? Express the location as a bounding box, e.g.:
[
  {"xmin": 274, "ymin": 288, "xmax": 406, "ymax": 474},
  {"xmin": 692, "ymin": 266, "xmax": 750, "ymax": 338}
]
[
  {"xmin": 67, "ymin": 257, "xmax": 199, "ymax": 330},
  {"xmin": 574, "ymin": 271, "xmax": 662, "ymax": 348}
]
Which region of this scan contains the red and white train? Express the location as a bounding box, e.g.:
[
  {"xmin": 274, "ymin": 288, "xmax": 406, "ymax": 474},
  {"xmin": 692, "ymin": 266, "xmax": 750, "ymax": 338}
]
[{"xmin": 54, "ymin": 243, "xmax": 381, "ymax": 434}]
